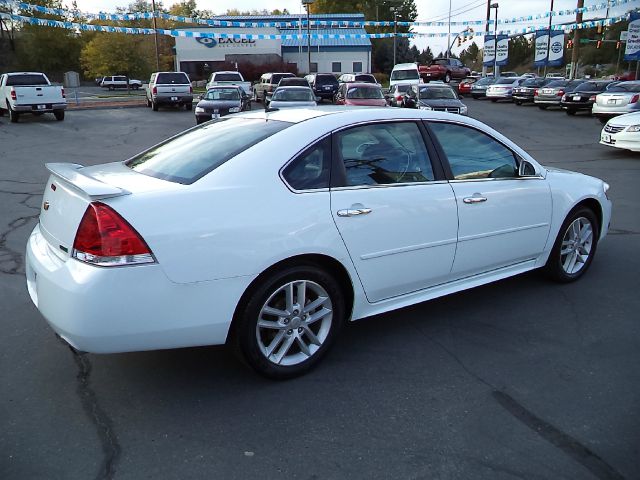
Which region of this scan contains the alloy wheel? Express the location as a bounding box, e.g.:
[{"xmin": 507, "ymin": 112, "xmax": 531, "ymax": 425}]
[{"xmin": 560, "ymin": 217, "xmax": 594, "ymax": 275}]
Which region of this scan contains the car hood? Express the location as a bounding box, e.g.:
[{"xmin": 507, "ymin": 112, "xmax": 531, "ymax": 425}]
[
  {"xmin": 196, "ymin": 99, "xmax": 241, "ymax": 109},
  {"xmin": 606, "ymin": 111, "xmax": 640, "ymax": 126},
  {"xmin": 419, "ymin": 99, "xmax": 463, "ymax": 108}
]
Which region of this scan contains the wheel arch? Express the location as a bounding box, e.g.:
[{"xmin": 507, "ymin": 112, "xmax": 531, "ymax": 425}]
[
  {"xmin": 572, "ymin": 197, "xmax": 603, "ymax": 234},
  {"xmin": 227, "ymin": 253, "xmax": 355, "ymax": 343}
]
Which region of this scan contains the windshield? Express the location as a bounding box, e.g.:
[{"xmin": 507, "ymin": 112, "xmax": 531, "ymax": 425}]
[
  {"xmin": 272, "ymin": 88, "xmax": 315, "ymax": 101},
  {"xmin": 390, "ymin": 70, "xmax": 419, "ymax": 81},
  {"xmin": 213, "ymin": 73, "xmax": 242, "ymax": 82},
  {"xmin": 607, "ymin": 83, "xmax": 640, "ymax": 92},
  {"xmin": 419, "ymin": 87, "xmax": 456, "ymax": 99},
  {"xmin": 156, "ymin": 72, "xmax": 190, "ymax": 84},
  {"xmin": 126, "ymin": 118, "xmax": 291, "ymax": 184},
  {"xmin": 6, "ymin": 74, "xmax": 48, "ymax": 86},
  {"xmin": 347, "ymin": 86, "xmax": 384, "ymax": 99},
  {"xmin": 355, "ymin": 74, "xmax": 377, "ymax": 83},
  {"xmin": 204, "ymin": 88, "xmax": 240, "ymax": 100}
]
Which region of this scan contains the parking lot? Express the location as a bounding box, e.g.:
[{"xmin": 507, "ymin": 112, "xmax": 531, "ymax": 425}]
[{"xmin": 1, "ymin": 102, "xmax": 639, "ymax": 480}]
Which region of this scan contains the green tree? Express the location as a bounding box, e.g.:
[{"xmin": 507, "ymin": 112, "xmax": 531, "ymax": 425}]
[
  {"xmin": 417, "ymin": 46, "xmax": 433, "ymax": 65},
  {"xmin": 80, "ymin": 33, "xmax": 153, "ymax": 79}
]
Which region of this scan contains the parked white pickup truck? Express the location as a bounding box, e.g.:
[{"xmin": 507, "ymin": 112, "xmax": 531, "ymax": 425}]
[
  {"xmin": 0, "ymin": 72, "xmax": 66, "ymax": 123},
  {"xmin": 205, "ymin": 71, "xmax": 252, "ymax": 96}
]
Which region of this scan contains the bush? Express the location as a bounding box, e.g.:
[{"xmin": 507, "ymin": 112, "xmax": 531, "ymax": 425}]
[{"xmin": 373, "ymin": 72, "xmax": 389, "ymax": 87}]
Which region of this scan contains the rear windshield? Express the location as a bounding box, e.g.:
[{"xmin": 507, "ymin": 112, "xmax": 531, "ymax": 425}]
[
  {"xmin": 474, "ymin": 77, "xmax": 495, "ymax": 86},
  {"xmin": 347, "ymin": 86, "xmax": 383, "ymax": 99},
  {"xmin": 6, "ymin": 74, "xmax": 48, "ymax": 86},
  {"xmin": 213, "ymin": 73, "xmax": 242, "ymax": 82},
  {"xmin": 573, "ymin": 82, "xmax": 609, "ymax": 92},
  {"xmin": 316, "ymin": 74, "xmax": 339, "ymax": 86},
  {"xmin": 390, "ymin": 70, "xmax": 418, "ymax": 81},
  {"xmin": 278, "ymin": 78, "xmax": 309, "ymax": 87},
  {"xmin": 522, "ymin": 78, "xmax": 544, "ymax": 87},
  {"xmin": 156, "ymin": 73, "xmax": 190, "ymax": 84},
  {"xmin": 545, "ymin": 80, "xmax": 569, "ymax": 88},
  {"xmin": 355, "ymin": 74, "xmax": 378, "ymax": 83},
  {"xmin": 126, "ymin": 118, "xmax": 291, "ymax": 184},
  {"xmin": 271, "ymin": 73, "xmax": 295, "ymax": 84},
  {"xmin": 395, "ymin": 84, "xmax": 412, "ymax": 92},
  {"xmin": 496, "ymin": 78, "xmax": 517, "ymax": 85},
  {"xmin": 607, "ymin": 83, "xmax": 640, "ymax": 92},
  {"xmin": 272, "ymin": 88, "xmax": 315, "ymax": 101}
]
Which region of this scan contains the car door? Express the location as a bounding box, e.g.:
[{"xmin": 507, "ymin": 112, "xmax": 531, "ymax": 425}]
[
  {"xmin": 427, "ymin": 121, "xmax": 552, "ymax": 278},
  {"xmin": 330, "ymin": 121, "xmax": 458, "ymax": 303}
]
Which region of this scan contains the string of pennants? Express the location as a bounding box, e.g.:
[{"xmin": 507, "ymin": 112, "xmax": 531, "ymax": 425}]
[
  {"xmin": 0, "ymin": 10, "xmax": 633, "ymax": 40},
  {"xmin": 0, "ymin": 0, "xmax": 637, "ymax": 28}
]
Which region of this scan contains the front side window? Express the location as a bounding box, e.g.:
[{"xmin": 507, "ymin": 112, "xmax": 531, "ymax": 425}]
[
  {"xmin": 282, "ymin": 137, "xmax": 331, "ymax": 190},
  {"xmin": 429, "ymin": 122, "xmax": 518, "ymax": 180},
  {"xmin": 335, "ymin": 122, "xmax": 434, "ymax": 187},
  {"xmin": 126, "ymin": 118, "xmax": 291, "ymax": 184}
]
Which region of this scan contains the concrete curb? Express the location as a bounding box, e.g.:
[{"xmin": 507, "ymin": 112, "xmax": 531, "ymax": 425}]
[{"xmin": 67, "ymin": 102, "xmax": 147, "ymax": 111}]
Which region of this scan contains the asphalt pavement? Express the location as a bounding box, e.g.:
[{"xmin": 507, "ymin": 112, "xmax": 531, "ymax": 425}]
[{"xmin": 0, "ymin": 101, "xmax": 638, "ymax": 480}]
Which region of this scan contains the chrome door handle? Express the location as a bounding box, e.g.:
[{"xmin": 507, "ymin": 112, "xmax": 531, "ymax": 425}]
[
  {"xmin": 463, "ymin": 195, "xmax": 487, "ymax": 204},
  {"xmin": 337, "ymin": 208, "xmax": 372, "ymax": 217}
]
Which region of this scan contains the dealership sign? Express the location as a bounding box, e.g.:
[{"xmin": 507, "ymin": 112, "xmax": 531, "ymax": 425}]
[
  {"xmin": 483, "ymin": 35, "xmax": 508, "ymax": 66},
  {"xmin": 483, "ymin": 35, "xmax": 495, "ymax": 66},
  {"xmin": 625, "ymin": 12, "xmax": 640, "ymax": 61},
  {"xmin": 534, "ymin": 30, "xmax": 565, "ymax": 67},
  {"xmin": 196, "ymin": 37, "xmax": 257, "ymax": 48},
  {"xmin": 495, "ymin": 35, "xmax": 509, "ymax": 66}
]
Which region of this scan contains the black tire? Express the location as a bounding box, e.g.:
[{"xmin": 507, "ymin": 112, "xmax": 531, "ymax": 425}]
[
  {"xmin": 472, "ymin": 95, "xmax": 479, "ymax": 100},
  {"xmin": 152, "ymin": 101, "xmax": 158, "ymax": 111},
  {"xmin": 146, "ymin": 98, "xmax": 151, "ymax": 108},
  {"xmin": 544, "ymin": 207, "xmax": 599, "ymax": 283},
  {"xmin": 0, "ymin": 108, "xmax": 4, "ymax": 117},
  {"xmin": 185, "ymin": 103, "xmax": 193, "ymax": 111},
  {"xmin": 444, "ymin": 72, "xmax": 451, "ymax": 83},
  {"xmin": 538, "ymin": 105, "xmax": 548, "ymax": 110},
  {"xmin": 233, "ymin": 264, "xmax": 345, "ymax": 380},
  {"xmin": 53, "ymin": 110, "xmax": 64, "ymax": 121},
  {"xmin": 8, "ymin": 106, "xmax": 19, "ymax": 123},
  {"xmin": 491, "ymin": 99, "xmax": 498, "ymax": 103},
  {"xmin": 515, "ymin": 100, "xmax": 522, "ymax": 106},
  {"xmin": 566, "ymin": 109, "xmax": 576, "ymax": 116}
]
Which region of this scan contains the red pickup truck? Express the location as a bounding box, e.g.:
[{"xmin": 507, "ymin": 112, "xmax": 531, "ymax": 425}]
[{"xmin": 419, "ymin": 59, "xmax": 471, "ymax": 83}]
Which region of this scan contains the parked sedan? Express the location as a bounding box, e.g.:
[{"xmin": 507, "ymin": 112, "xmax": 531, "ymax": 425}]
[
  {"xmin": 512, "ymin": 77, "xmax": 553, "ymax": 105},
  {"xmin": 386, "ymin": 83, "xmax": 413, "ymax": 107},
  {"xmin": 470, "ymin": 76, "xmax": 496, "ymax": 99},
  {"xmin": 534, "ymin": 79, "xmax": 584, "ymax": 109},
  {"xmin": 194, "ymin": 86, "xmax": 250, "ymax": 124},
  {"xmin": 486, "ymin": 77, "xmax": 526, "ymax": 102},
  {"xmin": 600, "ymin": 111, "xmax": 640, "ymax": 151},
  {"xmin": 592, "ymin": 81, "xmax": 640, "ymax": 123},
  {"xmin": 403, "ymin": 83, "xmax": 468, "ymax": 115},
  {"xmin": 560, "ymin": 80, "xmax": 614, "ymax": 115},
  {"xmin": 267, "ymin": 86, "xmax": 317, "ymax": 109},
  {"xmin": 458, "ymin": 77, "xmax": 478, "ymax": 96},
  {"xmin": 334, "ymin": 82, "xmax": 387, "ymax": 106},
  {"xmin": 26, "ymin": 108, "xmax": 611, "ymax": 379}
]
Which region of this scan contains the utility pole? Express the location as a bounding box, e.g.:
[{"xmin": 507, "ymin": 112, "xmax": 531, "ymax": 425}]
[
  {"xmin": 391, "ymin": 6, "xmax": 398, "ymax": 66},
  {"xmin": 151, "ymin": 0, "xmax": 160, "ymax": 71},
  {"xmin": 447, "ymin": 0, "xmax": 452, "ymax": 58},
  {"xmin": 570, "ymin": 0, "xmax": 584, "ymax": 79},
  {"xmin": 482, "ymin": 0, "xmax": 491, "ymax": 76}
]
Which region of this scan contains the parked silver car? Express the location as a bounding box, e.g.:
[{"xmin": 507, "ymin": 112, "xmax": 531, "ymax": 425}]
[
  {"xmin": 267, "ymin": 86, "xmax": 318, "ymax": 109},
  {"xmin": 485, "ymin": 77, "xmax": 526, "ymax": 102},
  {"xmin": 592, "ymin": 81, "xmax": 640, "ymax": 123}
]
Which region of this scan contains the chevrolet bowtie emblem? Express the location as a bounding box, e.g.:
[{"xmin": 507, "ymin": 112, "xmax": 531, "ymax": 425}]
[{"xmin": 43, "ymin": 201, "xmax": 50, "ymax": 211}]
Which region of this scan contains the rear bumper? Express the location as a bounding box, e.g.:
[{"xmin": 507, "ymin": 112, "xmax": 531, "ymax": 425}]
[
  {"xmin": 153, "ymin": 95, "xmax": 193, "ymax": 105},
  {"xmin": 26, "ymin": 224, "xmax": 249, "ymax": 354},
  {"xmin": 560, "ymin": 101, "xmax": 593, "ymax": 110},
  {"xmin": 13, "ymin": 103, "xmax": 66, "ymax": 113},
  {"xmin": 592, "ymin": 104, "xmax": 640, "ymax": 116},
  {"xmin": 512, "ymin": 94, "xmax": 534, "ymax": 101},
  {"xmin": 534, "ymin": 98, "xmax": 561, "ymax": 105}
]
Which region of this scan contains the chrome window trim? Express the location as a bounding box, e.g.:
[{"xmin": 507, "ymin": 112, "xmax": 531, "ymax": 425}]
[{"xmin": 331, "ymin": 180, "xmax": 450, "ymax": 192}]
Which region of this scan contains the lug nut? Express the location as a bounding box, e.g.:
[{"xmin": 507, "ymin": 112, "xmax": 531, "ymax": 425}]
[
  {"xmin": 298, "ymin": 327, "xmax": 303, "ymax": 334},
  {"xmin": 283, "ymin": 318, "xmax": 289, "ymax": 324},
  {"xmin": 287, "ymin": 329, "xmax": 293, "ymax": 335}
]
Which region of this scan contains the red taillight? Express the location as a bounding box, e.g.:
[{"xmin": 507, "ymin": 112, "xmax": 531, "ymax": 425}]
[
  {"xmin": 189, "ymin": 85, "xmax": 193, "ymax": 94},
  {"xmin": 396, "ymin": 94, "xmax": 403, "ymax": 101},
  {"xmin": 534, "ymin": 89, "xmax": 539, "ymax": 96},
  {"xmin": 10, "ymin": 89, "xmax": 16, "ymax": 101},
  {"xmin": 61, "ymin": 87, "xmax": 65, "ymax": 99},
  {"xmin": 152, "ymin": 86, "xmax": 157, "ymax": 95},
  {"xmin": 630, "ymin": 94, "xmax": 639, "ymax": 104},
  {"xmin": 73, "ymin": 202, "xmax": 154, "ymax": 266},
  {"xmin": 557, "ymin": 90, "xmax": 564, "ymax": 97}
]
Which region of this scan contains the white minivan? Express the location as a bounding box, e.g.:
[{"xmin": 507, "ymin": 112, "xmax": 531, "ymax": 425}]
[{"xmin": 390, "ymin": 63, "xmax": 421, "ymax": 88}]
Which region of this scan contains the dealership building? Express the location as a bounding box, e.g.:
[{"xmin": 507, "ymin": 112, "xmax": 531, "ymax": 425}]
[{"xmin": 174, "ymin": 13, "xmax": 372, "ymax": 79}]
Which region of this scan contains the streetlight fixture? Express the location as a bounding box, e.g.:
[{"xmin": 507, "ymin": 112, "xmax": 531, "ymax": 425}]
[
  {"xmin": 391, "ymin": 6, "xmax": 400, "ymax": 66},
  {"xmin": 301, "ymin": 0, "xmax": 315, "ymax": 74},
  {"xmin": 490, "ymin": 3, "xmax": 499, "ymax": 76}
]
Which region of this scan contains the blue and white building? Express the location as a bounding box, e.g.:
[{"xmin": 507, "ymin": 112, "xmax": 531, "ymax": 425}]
[{"xmin": 174, "ymin": 13, "xmax": 372, "ymax": 78}]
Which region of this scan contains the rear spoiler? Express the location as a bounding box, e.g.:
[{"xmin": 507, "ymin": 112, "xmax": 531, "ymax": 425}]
[{"xmin": 45, "ymin": 163, "xmax": 130, "ymax": 200}]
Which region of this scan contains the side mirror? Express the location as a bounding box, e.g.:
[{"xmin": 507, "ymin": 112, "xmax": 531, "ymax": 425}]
[{"xmin": 518, "ymin": 159, "xmax": 537, "ymax": 177}]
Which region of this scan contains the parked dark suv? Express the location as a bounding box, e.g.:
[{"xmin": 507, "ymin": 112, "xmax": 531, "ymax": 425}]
[
  {"xmin": 560, "ymin": 80, "xmax": 614, "ymax": 115},
  {"xmin": 305, "ymin": 73, "xmax": 340, "ymax": 101}
]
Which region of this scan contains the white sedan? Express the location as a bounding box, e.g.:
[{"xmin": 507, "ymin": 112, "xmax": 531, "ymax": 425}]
[
  {"xmin": 26, "ymin": 107, "xmax": 612, "ymax": 379},
  {"xmin": 600, "ymin": 111, "xmax": 640, "ymax": 151}
]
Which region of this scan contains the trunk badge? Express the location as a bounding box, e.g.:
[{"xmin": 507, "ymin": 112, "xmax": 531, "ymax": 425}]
[{"xmin": 43, "ymin": 202, "xmax": 50, "ymax": 211}]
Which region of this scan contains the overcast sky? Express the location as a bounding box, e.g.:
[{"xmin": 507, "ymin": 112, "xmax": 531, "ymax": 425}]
[{"xmin": 72, "ymin": 0, "xmax": 634, "ymax": 54}]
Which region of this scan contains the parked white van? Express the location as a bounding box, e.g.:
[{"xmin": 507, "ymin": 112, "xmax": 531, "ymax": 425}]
[{"xmin": 390, "ymin": 63, "xmax": 421, "ymax": 88}]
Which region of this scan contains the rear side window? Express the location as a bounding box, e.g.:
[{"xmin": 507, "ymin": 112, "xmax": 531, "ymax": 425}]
[
  {"xmin": 282, "ymin": 137, "xmax": 331, "ymax": 190},
  {"xmin": 126, "ymin": 118, "xmax": 291, "ymax": 184},
  {"xmin": 429, "ymin": 122, "xmax": 517, "ymax": 180},
  {"xmin": 6, "ymin": 74, "xmax": 48, "ymax": 86},
  {"xmin": 156, "ymin": 73, "xmax": 190, "ymax": 84}
]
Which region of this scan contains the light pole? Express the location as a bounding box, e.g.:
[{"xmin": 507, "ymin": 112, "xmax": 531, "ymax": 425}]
[
  {"xmin": 491, "ymin": 3, "xmax": 498, "ymax": 76},
  {"xmin": 301, "ymin": 0, "xmax": 315, "ymax": 74},
  {"xmin": 151, "ymin": 0, "xmax": 160, "ymax": 71},
  {"xmin": 543, "ymin": 0, "xmax": 554, "ymax": 77},
  {"xmin": 447, "ymin": 0, "xmax": 452, "ymax": 58},
  {"xmin": 391, "ymin": 6, "xmax": 399, "ymax": 66}
]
